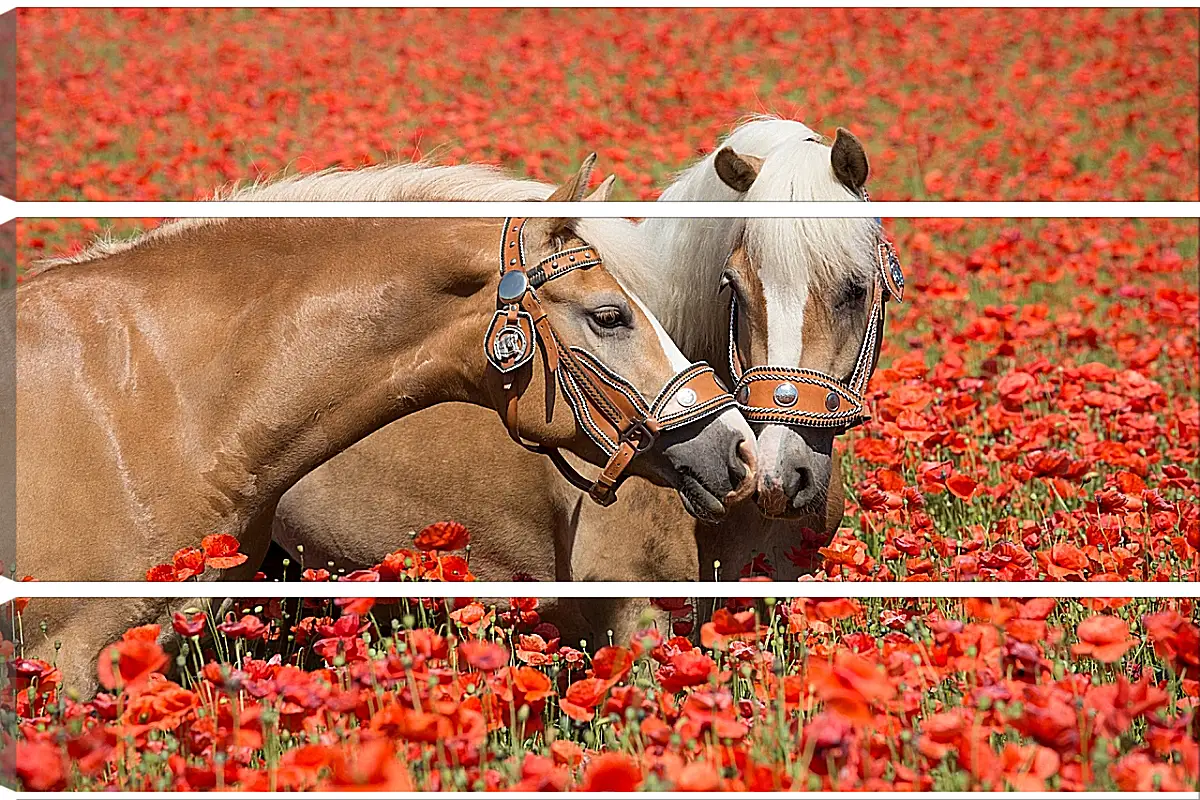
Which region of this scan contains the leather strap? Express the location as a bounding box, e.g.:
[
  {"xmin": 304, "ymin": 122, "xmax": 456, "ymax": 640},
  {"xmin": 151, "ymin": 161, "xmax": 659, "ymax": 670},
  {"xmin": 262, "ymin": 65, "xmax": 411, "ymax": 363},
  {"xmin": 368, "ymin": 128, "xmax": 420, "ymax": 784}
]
[
  {"xmin": 529, "ymin": 246, "xmax": 603, "ymax": 287},
  {"xmin": 520, "ymin": 291, "xmax": 559, "ymax": 373},
  {"xmin": 649, "ymin": 363, "xmax": 738, "ymax": 431},
  {"xmin": 590, "ymin": 441, "xmax": 637, "ymax": 505},
  {"xmin": 737, "ymin": 365, "xmax": 869, "ymax": 428}
]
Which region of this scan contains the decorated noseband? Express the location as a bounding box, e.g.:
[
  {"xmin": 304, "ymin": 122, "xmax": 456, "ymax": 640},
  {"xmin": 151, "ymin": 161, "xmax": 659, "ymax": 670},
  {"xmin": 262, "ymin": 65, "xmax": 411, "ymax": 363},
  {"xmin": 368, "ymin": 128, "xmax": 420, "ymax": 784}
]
[
  {"xmin": 727, "ymin": 235, "xmax": 904, "ymax": 432},
  {"xmin": 486, "ymin": 217, "xmax": 737, "ymax": 505}
]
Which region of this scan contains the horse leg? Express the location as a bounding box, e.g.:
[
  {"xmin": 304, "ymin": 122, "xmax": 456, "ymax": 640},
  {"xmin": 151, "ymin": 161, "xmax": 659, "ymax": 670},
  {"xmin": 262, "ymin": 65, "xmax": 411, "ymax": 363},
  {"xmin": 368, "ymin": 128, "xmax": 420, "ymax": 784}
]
[
  {"xmin": 18, "ymin": 597, "xmax": 180, "ymax": 700},
  {"xmin": 563, "ymin": 479, "xmax": 696, "ymax": 646}
]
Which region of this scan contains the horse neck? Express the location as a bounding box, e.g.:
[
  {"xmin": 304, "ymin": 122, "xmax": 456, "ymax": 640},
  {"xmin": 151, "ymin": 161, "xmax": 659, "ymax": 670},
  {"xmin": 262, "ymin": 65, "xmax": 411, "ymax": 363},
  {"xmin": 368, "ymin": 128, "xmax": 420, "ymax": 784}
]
[{"xmin": 106, "ymin": 218, "xmax": 497, "ymax": 518}]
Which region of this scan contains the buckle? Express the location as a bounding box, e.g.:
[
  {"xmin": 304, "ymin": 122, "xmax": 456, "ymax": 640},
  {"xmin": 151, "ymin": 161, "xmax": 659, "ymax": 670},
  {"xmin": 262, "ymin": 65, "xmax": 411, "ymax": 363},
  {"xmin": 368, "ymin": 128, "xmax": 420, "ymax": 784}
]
[
  {"xmin": 588, "ymin": 482, "xmax": 618, "ymax": 506},
  {"xmin": 621, "ymin": 419, "xmax": 659, "ymax": 452}
]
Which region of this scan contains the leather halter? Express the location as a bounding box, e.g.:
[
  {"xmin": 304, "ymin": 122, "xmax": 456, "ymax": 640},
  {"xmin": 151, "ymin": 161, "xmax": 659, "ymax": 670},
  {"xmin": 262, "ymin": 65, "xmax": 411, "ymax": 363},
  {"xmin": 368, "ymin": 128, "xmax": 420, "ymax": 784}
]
[
  {"xmin": 727, "ymin": 235, "xmax": 905, "ymax": 432},
  {"xmin": 486, "ymin": 217, "xmax": 737, "ymax": 506}
]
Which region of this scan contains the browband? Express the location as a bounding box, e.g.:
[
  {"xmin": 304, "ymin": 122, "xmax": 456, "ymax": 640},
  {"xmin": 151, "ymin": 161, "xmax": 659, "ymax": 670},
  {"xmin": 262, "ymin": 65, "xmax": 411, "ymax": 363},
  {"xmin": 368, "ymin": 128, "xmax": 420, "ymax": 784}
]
[{"xmin": 486, "ymin": 217, "xmax": 737, "ymax": 505}]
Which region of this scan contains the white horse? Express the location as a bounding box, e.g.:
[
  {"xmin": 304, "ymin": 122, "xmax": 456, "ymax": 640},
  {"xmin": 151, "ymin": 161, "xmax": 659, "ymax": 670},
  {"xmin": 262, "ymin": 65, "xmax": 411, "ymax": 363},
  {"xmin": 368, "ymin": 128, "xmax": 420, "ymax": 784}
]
[{"xmin": 273, "ymin": 116, "xmax": 886, "ymax": 638}]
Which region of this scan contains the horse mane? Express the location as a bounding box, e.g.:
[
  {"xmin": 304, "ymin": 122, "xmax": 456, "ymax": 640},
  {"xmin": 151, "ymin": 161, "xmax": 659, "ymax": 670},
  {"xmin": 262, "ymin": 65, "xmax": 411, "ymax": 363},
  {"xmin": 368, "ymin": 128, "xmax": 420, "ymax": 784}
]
[
  {"xmin": 32, "ymin": 161, "xmax": 557, "ymax": 272},
  {"xmin": 216, "ymin": 161, "xmax": 554, "ymax": 203},
  {"xmin": 638, "ymin": 114, "xmax": 882, "ymax": 359},
  {"xmin": 228, "ymin": 165, "xmax": 653, "ymax": 291}
]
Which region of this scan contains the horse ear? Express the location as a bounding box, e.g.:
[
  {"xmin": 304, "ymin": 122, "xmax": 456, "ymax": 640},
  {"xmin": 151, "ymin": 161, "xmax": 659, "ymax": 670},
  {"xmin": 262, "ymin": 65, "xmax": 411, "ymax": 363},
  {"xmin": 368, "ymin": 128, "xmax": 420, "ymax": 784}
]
[
  {"xmin": 582, "ymin": 174, "xmax": 616, "ymax": 203},
  {"xmin": 546, "ymin": 153, "xmax": 598, "ymax": 203},
  {"xmin": 830, "ymin": 128, "xmax": 869, "ymax": 193},
  {"xmin": 714, "ymin": 147, "xmax": 762, "ymax": 193},
  {"xmin": 542, "ymin": 153, "xmax": 600, "ymax": 237}
]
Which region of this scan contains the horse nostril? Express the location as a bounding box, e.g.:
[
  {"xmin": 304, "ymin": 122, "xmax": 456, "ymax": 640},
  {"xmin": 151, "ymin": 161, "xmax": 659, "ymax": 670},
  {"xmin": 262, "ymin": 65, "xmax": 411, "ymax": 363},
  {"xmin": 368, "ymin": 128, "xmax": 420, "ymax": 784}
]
[
  {"xmin": 738, "ymin": 437, "xmax": 757, "ymax": 479},
  {"xmin": 795, "ymin": 466, "xmax": 812, "ymax": 493},
  {"xmin": 725, "ymin": 437, "xmax": 758, "ymax": 504}
]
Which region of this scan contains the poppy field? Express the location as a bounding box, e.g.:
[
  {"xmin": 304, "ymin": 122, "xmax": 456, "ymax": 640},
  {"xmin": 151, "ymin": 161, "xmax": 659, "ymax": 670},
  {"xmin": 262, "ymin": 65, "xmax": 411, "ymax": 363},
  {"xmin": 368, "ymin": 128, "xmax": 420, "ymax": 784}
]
[
  {"xmin": 8, "ymin": 6, "xmax": 1200, "ymax": 793},
  {"xmin": 808, "ymin": 217, "xmax": 1199, "ymax": 585},
  {"xmin": 14, "ymin": 8, "xmax": 1199, "ymax": 201},
  {"xmin": 4, "ymin": 584, "xmax": 1198, "ymax": 791}
]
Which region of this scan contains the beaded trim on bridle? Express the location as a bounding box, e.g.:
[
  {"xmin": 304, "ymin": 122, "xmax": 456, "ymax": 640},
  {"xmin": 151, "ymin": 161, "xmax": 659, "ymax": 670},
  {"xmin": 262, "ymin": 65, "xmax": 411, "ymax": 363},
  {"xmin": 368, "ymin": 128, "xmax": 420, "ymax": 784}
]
[{"xmin": 485, "ymin": 217, "xmax": 738, "ymax": 505}]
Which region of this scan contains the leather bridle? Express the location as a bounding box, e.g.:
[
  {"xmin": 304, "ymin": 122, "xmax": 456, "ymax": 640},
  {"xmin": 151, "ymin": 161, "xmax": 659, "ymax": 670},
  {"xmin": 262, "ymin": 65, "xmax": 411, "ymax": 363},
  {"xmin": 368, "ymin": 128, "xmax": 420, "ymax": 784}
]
[
  {"xmin": 486, "ymin": 217, "xmax": 738, "ymax": 506},
  {"xmin": 726, "ymin": 232, "xmax": 905, "ymax": 433}
]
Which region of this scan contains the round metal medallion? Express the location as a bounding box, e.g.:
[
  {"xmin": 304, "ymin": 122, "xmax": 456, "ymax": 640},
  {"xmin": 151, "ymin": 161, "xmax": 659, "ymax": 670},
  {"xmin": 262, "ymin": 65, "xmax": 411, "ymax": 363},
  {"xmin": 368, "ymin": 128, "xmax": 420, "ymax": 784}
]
[
  {"xmin": 737, "ymin": 386, "xmax": 750, "ymax": 404},
  {"xmin": 497, "ymin": 270, "xmax": 529, "ymax": 303},
  {"xmin": 675, "ymin": 387, "xmax": 698, "ymax": 408},
  {"xmin": 824, "ymin": 391, "xmax": 841, "ymax": 412},
  {"xmin": 494, "ymin": 326, "xmax": 528, "ymax": 361},
  {"xmin": 773, "ymin": 382, "xmax": 798, "ymax": 407}
]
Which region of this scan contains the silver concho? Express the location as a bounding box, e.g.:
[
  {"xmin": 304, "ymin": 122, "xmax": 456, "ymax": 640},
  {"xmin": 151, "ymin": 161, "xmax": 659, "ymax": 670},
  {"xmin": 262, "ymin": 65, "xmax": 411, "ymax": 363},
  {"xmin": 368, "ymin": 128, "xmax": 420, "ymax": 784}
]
[
  {"xmin": 494, "ymin": 326, "xmax": 527, "ymax": 361},
  {"xmin": 824, "ymin": 391, "xmax": 841, "ymax": 412},
  {"xmin": 485, "ymin": 309, "xmax": 536, "ymax": 374},
  {"xmin": 773, "ymin": 382, "xmax": 798, "ymax": 407},
  {"xmin": 498, "ymin": 270, "xmax": 529, "ymax": 304},
  {"xmin": 674, "ymin": 387, "xmax": 698, "ymax": 408}
]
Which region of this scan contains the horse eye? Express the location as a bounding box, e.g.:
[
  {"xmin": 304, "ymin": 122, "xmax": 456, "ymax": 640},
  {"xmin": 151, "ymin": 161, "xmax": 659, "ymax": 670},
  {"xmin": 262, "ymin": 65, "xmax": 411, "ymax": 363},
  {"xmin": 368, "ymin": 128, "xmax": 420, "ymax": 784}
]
[{"xmin": 589, "ymin": 306, "xmax": 627, "ymax": 329}]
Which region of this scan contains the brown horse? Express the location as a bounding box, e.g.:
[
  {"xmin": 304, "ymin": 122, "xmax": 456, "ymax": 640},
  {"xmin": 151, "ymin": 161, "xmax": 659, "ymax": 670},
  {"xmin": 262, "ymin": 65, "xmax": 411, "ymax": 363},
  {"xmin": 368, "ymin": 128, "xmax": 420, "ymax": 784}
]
[
  {"xmin": 12, "ymin": 157, "xmax": 756, "ymax": 695},
  {"xmin": 272, "ymin": 118, "xmax": 897, "ymax": 638}
]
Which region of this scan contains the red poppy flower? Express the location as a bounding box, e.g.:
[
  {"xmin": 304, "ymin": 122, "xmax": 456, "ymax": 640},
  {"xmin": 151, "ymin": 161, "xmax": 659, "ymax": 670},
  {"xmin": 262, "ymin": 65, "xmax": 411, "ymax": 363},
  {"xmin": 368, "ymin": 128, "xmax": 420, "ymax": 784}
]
[
  {"xmin": 806, "ymin": 651, "xmax": 896, "ymax": 725},
  {"xmin": 200, "ymin": 533, "xmax": 248, "ymax": 569},
  {"xmin": 946, "ymin": 472, "xmax": 978, "ymax": 501},
  {"xmin": 559, "ymin": 677, "xmax": 608, "ymax": 722},
  {"xmin": 700, "ymin": 608, "xmax": 760, "ymax": 651},
  {"xmin": 591, "ymin": 646, "xmax": 633, "ymax": 684},
  {"xmin": 1071, "ymin": 615, "xmax": 1138, "ymax": 663},
  {"xmin": 217, "ymin": 614, "xmax": 269, "ymax": 640},
  {"xmin": 580, "ymin": 752, "xmax": 642, "ymax": 792},
  {"xmin": 171, "ymin": 547, "xmax": 206, "ymax": 580},
  {"xmin": 413, "ymin": 520, "xmax": 470, "ymax": 551},
  {"xmin": 301, "ymin": 568, "xmax": 332, "ymax": 581},
  {"xmin": 322, "ymin": 740, "xmax": 413, "ymax": 791},
  {"xmin": 1142, "ymin": 611, "xmax": 1200, "ymax": 678},
  {"xmin": 449, "ymin": 602, "xmax": 494, "ymax": 634},
  {"xmin": 145, "ymin": 564, "xmax": 181, "ymax": 581},
  {"xmin": 511, "ymin": 665, "xmax": 554, "ymax": 703},
  {"xmin": 550, "ymin": 739, "xmax": 584, "ymax": 767},
  {"xmin": 1036, "ymin": 542, "xmax": 1090, "ymax": 580},
  {"xmin": 15, "ymin": 741, "xmax": 67, "ymax": 791},
  {"xmin": 458, "ymin": 639, "xmax": 508, "ymax": 672},
  {"xmin": 676, "ymin": 761, "xmax": 722, "ymax": 791},
  {"xmin": 340, "ymin": 569, "xmax": 381, "ymax": 582},
  {"xmin": 172, "ymin": 611, "xmax": 207, "ymax": 638},
  {"xmin": 97, "ymin": 636, "xmax": 168, "ymax": 692},
  {"xmin": 657, "ymin": 649, "xmax": 716, "ymax": 693},
  {"xmin": 335, "ymin": 597, "xmax": 376, "ymax": 616}
]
